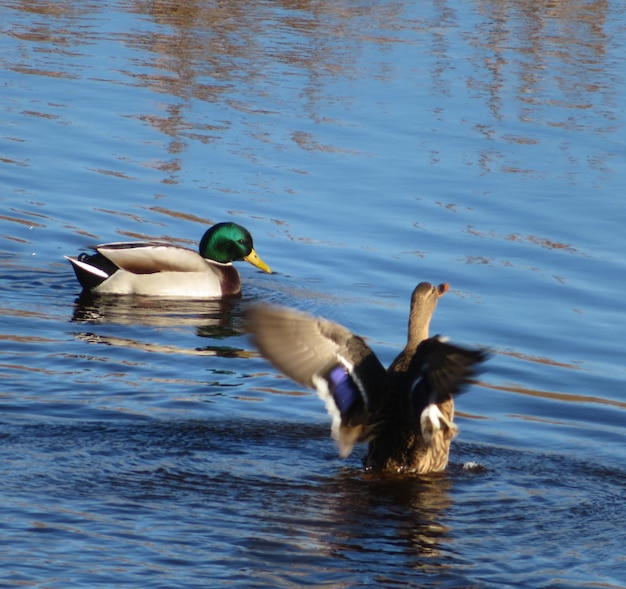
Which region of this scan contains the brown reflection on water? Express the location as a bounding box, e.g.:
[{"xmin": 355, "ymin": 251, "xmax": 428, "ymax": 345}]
[
  {"xmin": 471, "ymin": 0, "xmax": 610, "ymax": 116},
  {"xmin": 70, "ymin": 205, "xmax": 213, "ymax": 244},
  {"xmin": 466, "ymin": 225, "xmax": 580, "ymax": 254},
  {"xmin": 482, "ymin": 380, "xmax": 626, "ymax": 410},
  {"xmin": 497, "ymin": 348, "xmax": 581, "ymax": 370},
  {"xmin": 409, "ymin": 0, "xmax": 616, "ymax": 178},
  {"xmin": 0, "ymin": 213, "xmax": 46, "ymax": 229},
  {"xmin": 109, "ymin": 0, "xmax": 410, "ymax": 173},
  {"xmin": 0, "ymin": 305, "xmax": 55, "ymax": 321},
  {"xmin": 146, "ymin": 206, "xmax": 215, "ymax": 226},
  {"xmin": 479, "ymin": 343, "xmax": 626, "ymax": 410},
  {"xmin": 323, "ymin": 470, "xmax": 454, "ymax": 566},
  {"xmin": 462, "ymin": 223, "xmax": 585, "ymax": 280},
  {"xmin": 248, "ymin": 384, "xmax": 310, "ymax": 400},
  {"xmin": 0, "ymin": 333, "xmax": 58, "ymax": 344},
  {"xmin": 6, "ymin": 0, "xmax": 615, "ymax": 179},
  {"xmin": 7, "ymin": 1, "xmax": 96, "ymax": 77}
]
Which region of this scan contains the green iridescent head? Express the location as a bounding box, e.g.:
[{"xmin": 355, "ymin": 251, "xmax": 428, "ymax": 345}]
[{"xmin": 199, "ymin": 222, "xmax": 271, "ymax": 273}]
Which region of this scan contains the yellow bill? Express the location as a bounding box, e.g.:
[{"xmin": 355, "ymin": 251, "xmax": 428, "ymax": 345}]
[{"xmin": 244, "ymin": 248, "xmax": 272, "ymax": 274}]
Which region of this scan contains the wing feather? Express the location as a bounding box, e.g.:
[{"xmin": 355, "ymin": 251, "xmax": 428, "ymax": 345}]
[
  {"xmin": 246, "ymin": 304, "xmax": 386, "ymax": 456},
  {"xmin": 408, "ymin": 336, "xmax": 487, "ymax": 417},
  {"xmin": 97, "ymin": 242, "xmax": 210, "ymax": 273}
]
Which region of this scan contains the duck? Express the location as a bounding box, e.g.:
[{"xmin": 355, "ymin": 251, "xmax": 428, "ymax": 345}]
[
  {"xmin": 65, "ymin": 222, "xmax": 272, "ymax": 298},
  {"xmin": 246, "ymin": 282, "xmax": 486, "ymax": 474}
]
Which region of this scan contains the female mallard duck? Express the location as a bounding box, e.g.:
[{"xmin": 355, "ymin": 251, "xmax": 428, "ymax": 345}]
[
  {"xmin": 246, "ymin": 282, "xmax": 486, "ymax": 474},
  {"xmin": 65, "ymin": 222, "xmax": 272, "ymax": 298}
]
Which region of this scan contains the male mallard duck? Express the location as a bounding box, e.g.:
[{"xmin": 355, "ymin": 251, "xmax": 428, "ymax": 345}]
[
  {"xmin": 65, "ymin": 222, "xmax": 272, "ymax": 297},
  {"xmin": 246, "ymin": 282, "xmax": 486, "ymax": 474}
]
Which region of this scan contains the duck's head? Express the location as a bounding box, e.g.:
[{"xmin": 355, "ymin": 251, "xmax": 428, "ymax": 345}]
[
  {"xmin": 199, "ymin": 222, "xmax": 272, "ymax": 273},
  {"xmin": 407, "ymin": 282, "xmax": 449, "ymax": 346}
]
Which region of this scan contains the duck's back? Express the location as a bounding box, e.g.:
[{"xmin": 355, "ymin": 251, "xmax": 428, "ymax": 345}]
[
  {"xmin": 364, "ymin": 348, "xmax": 429, "ymax": 473},
  {"xmin": 365, "ymin": 337, "xmax": 485, "ymax": 474}
]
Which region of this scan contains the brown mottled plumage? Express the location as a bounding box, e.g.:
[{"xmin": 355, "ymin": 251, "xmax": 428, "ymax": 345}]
[{"xmin": 247, "ymin": 282, "xmax": 487, "ymax": 474}]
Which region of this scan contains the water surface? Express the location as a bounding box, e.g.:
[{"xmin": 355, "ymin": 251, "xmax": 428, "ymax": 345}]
[{"xmin": 1, "ymin": 0, "xmax": 626, "ymax": 587}]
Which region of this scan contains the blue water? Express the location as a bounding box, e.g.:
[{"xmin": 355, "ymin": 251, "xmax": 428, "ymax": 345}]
[{"xmin": 1, "ymin": 0, "xmax": 626, "ymax": 587}]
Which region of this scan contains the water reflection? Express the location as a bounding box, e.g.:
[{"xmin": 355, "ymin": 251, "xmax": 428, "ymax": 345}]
[
  {"xmin": 71, "ymin": 331, "xmax": 254, "ymax": 360},
  {"xmin": 483, "ymin": 379, "xmax": 626, "ymax": 411},
  {"xmin": 467, "ymin": 0, "xmax": 615, "ymax": 178},
  {"xmin": 166, "ymin": 418, "xmax": 457, "ymax": 578},
  {"xmin": 115, "ymin": 0, "xmax": 403, "ymax": 184},
  {"xmin": 70, "ymin": 292, "xmax": 250, "ymax": 357},
  {"xmin": 2, "ymin": 0, "xmax": 625, "ymax": 585},
  {"xmin": 5, "ymin": 0, "xmax": 617, "ymax": 187},
  {"xmin": 71, "ymin": 291, "xmax": 238, "ymax": 327},
  {"xmin": 326, "ymin": 471, "xmax": 453, "ymax": 564}
]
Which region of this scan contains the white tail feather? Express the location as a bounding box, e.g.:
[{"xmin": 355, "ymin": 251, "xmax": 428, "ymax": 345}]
[
  {"xmin": 64, "ymin": 256, "xmax": 109, "ymax": 279},
  {"xmin": 420, "ymin": 404, "xmax": 458, "ymax": 444}
]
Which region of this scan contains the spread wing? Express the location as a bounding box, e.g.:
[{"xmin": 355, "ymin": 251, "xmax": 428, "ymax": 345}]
[
  {"xmin": 407, "ymin": 336, "xmax": 487, "ymax": 440},
  {"xmin": 246, "ymin": 304, "xmax": 386, "ymax": 457}
]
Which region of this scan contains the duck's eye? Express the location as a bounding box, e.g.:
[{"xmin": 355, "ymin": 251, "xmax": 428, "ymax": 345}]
[{"xmin": 238, "ymin": 239, "xmax": 245, "ymax": 245}]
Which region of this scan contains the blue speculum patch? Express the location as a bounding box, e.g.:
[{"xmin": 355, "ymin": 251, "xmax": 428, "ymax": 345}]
[{"xmin": 327, "ymin": 365, "xmax": 362, "ymax": 418}]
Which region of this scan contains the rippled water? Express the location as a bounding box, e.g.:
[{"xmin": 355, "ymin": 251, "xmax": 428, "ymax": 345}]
[{"xmin": 2, "ymin": 0, "xmax": 626, "ymax": 587}]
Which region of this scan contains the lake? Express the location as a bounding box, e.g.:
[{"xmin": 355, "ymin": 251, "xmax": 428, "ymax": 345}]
[{"xmin": 1, "ymin": 0, "xmax": 625, "ymax": 587}]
